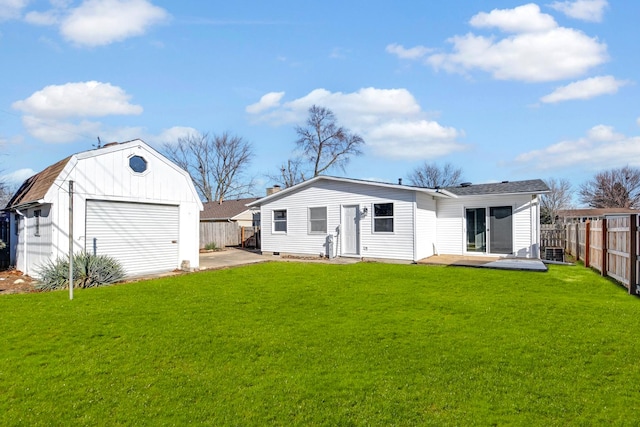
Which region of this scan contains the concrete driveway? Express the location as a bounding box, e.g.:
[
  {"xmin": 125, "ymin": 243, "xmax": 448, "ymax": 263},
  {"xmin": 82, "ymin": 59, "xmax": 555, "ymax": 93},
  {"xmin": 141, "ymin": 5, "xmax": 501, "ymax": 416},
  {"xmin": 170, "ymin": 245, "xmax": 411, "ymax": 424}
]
[{"xmin": 199, "ymin": 248, "xmax": 267, "ymax": 270}]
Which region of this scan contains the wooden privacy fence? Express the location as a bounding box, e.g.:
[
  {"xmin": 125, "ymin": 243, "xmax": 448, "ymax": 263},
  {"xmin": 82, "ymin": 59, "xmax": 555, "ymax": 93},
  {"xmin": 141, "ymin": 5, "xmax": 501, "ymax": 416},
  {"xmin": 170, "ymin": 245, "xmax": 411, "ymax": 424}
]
[
  {"xmin": 565, "ymin": 214, "xmax": 639, "ymax": 295},
  {"xmin": 199, "ymin": 222, "xmax": 260, "ymax": 249},
  {"xmin": 540, "ymin": 224, "xmax": 565, "ymax": 250}
]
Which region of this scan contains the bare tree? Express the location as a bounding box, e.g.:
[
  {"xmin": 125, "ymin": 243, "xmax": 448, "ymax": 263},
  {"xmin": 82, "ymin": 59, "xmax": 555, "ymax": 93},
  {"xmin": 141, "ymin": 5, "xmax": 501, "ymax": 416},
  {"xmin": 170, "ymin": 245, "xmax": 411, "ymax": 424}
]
[
  {"xmin": 163, "ymin": 132, "xmax": 254, "ymax": 202},
  {"xmin": 275, "ymin": 158, "xmax": 306, "ymax": 188},
  {"xmin": 408, "ymin": 162, "xmax": 463, "ymax": 188},
  {"xmin": 295, "ymin": 105, "xmax": 364, "ymax": 177},
  {"xmin": 579, "ymin": 166, "xmax": 640, "ymax": 209},
  {"xmin": 0, "ymin": 176, "xmax": 18, "ymax": 209},
  {"xmin": 541, "ymin": 178, "xmax": 573, "ymax": 225}
]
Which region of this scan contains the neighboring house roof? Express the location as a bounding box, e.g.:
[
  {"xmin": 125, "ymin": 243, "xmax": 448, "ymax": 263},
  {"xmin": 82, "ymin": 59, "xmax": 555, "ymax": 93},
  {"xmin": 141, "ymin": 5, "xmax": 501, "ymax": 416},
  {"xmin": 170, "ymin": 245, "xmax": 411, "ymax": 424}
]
[
  {"xmin": 5, "ymin": 156, "xmax": 71, "ymax": 209},
  {"xmin": 558, "ymin": 208, "xmax": 637, "ymax": 218},
  {"xmin": 443, "ymin": 179, "xmax": 550, "ymax": 196},
  {"xmin": 247, "ymin": 176, "xmax": 550, "ymax": 207},
  {"xmin": 200, "ymin": 197, "xmax": 259, "ymax": 221}
]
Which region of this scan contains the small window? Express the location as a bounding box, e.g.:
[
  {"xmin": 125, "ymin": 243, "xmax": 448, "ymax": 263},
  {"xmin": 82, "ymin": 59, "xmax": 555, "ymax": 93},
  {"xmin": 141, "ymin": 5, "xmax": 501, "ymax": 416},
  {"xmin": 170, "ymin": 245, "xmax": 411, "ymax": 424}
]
[
  {"xmin": 34, "ymin": 209, "xmax": 41, "ymax": 236},
  {"xmin": 273, "ymin": 209, "xmax": 287, "ymax": 233},
  {"xmin": 129, "ymin": 155, "xmax": 147, "ymax": 173},
  {"xmin": 373, "ymin": 203, "xmax": 394, "ymax": 233},
  {"xmin": 15, "ymin": 214, "xmax": 20, "ymax": 236},
  {"xmin": 308, "ymin": 207, "xmax": 327, "ymax": 234}
]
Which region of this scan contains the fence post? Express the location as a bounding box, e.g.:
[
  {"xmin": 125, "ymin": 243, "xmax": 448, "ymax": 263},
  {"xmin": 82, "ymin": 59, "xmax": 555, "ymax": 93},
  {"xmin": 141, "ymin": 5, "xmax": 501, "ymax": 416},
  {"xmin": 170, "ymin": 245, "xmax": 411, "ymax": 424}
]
[
  {"xmin": 630, "ymin": 214, "xmax": 637, "ymax": 295},
  {"xmin": 575, "ymin": 223, "xmax": 580, "ymax": 261},
  {"xmin": 585, "ymin": 220, "xmax": 591, "ymax": 267},
  {"xmin": 601, "ymin": 219, "xmax": 607, "ymax": 277}
]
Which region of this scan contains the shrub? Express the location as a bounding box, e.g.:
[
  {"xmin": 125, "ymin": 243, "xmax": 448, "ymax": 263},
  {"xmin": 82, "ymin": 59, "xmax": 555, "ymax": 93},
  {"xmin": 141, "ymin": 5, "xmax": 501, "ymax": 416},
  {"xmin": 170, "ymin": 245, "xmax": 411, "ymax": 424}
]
[
  {"xmin": 36, "ymin": 253, "xmax": 125, "ymax": 291},
  {"xmin": 204, "ymin": 242, "xmax": 219, "ymax": 251}
]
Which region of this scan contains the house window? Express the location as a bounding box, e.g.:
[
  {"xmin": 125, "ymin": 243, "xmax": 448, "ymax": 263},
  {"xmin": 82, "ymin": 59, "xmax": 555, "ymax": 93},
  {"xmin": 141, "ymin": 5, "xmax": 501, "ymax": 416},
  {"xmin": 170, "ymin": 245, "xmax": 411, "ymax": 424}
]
[
  {"xmin": 129, "ymin": 155, "xmax": 147, "ymax": 173},
  {"xmin": 373, "ymin": 203, "xmax": 394, "ymax": 233},
  {"xmin": 15, "ymin": 214, "xmax": 20, "ymax": 236},
  {"xmin": 273, "ymin": 209, "xmax": 287, "ymax": 233},
  {"xmin": 308, "ymin": 207, "xmax": 327, "ymax": 234},
  {"xmin": 34, "ymin": 209, "xmax": 41, "ymax": 236}
]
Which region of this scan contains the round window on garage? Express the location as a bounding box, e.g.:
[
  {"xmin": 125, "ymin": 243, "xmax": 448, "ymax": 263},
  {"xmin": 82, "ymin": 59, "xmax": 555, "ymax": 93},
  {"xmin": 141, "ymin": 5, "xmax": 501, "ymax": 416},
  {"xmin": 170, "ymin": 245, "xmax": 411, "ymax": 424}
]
[{"xmin": 129, "ymin": 155, "xmax": 147, "ymax": 173}]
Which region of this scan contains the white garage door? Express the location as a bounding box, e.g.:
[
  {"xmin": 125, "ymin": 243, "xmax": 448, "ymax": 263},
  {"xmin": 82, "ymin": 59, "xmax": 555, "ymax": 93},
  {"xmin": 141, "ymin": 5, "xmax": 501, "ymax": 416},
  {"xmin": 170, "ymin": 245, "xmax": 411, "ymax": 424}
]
[{"xmin": 86, "ymin": 200, "xmax": 179, "ymax": 277}]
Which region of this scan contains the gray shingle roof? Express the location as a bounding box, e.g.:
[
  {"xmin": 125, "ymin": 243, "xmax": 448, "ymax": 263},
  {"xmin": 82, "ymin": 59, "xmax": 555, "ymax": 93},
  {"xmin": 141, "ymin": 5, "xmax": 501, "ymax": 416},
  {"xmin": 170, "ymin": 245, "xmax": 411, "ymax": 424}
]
[
  {"xmin": 443, "ymin": 179, "xmax": 550, "ymax": 196},
  {"xmin": 200, "ymin": 197, "xmax": 259, "ymax": 220}
]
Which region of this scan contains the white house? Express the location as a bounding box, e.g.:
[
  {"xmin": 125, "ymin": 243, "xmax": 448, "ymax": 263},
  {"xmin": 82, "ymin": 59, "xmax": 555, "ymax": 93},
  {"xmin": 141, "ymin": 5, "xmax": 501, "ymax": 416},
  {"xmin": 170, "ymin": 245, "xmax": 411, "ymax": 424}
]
[
  {"xmin": 247, "ymin": 176, "xmax": 549, "ymax": 262},
  {"xmin": 5, "ymin": 139, "xmax": 203, "ymax": 278}
]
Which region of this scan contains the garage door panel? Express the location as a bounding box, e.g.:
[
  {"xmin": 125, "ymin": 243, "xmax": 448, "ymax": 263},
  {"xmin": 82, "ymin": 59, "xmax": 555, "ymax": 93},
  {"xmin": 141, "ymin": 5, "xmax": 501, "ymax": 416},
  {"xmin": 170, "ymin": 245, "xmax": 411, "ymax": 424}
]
[{"xmin": 86, "ymin": 201, "xmax": 179, "ymax": 277}]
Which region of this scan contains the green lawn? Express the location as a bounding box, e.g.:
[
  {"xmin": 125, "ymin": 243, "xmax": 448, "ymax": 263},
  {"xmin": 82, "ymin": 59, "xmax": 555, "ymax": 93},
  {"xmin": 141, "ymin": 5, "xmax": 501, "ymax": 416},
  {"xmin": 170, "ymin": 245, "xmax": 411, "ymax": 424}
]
[{"xmin": 2, "ymin": 262, "xmax": 640, "ymax": 425}]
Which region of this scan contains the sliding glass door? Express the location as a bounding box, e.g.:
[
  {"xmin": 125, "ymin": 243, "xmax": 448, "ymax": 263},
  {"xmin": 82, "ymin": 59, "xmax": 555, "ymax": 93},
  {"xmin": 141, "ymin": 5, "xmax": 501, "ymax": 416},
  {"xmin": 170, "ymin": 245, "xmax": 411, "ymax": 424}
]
[
  {"xmin": 466, "ymin": 208, "xmax": 486, "ymax": 252},
  {"xmin": 489, "ymin": 206, "xmax": 513, "ymax": 254},
  {"xmin": 465, "ymin": 206, "xmax": 513, "ymax": 255}
]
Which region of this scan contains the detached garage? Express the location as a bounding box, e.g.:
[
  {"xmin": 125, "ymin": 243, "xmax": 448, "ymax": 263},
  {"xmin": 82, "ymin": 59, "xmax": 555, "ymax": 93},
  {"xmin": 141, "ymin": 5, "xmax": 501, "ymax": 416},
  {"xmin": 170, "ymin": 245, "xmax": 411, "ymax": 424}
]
[{"xmin": 5, "ymin": 139, "xmax": 203, "ymax": 278}]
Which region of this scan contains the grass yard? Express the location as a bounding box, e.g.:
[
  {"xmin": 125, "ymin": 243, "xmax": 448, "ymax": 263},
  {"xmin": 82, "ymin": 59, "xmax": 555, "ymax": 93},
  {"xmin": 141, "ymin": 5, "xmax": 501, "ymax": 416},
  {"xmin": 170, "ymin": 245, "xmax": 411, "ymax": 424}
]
[{"xmin": 2, "ymin": 262, "xmax": 640, "ymax": 425}]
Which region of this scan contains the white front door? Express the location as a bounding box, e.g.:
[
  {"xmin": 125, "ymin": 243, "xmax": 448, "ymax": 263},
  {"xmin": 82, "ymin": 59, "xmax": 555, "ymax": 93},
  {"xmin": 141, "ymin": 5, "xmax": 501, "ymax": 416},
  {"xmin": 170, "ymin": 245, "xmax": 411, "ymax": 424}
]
[{"xmin": 342, "ymin": 205, "xmax": 360, "ymax": 256}]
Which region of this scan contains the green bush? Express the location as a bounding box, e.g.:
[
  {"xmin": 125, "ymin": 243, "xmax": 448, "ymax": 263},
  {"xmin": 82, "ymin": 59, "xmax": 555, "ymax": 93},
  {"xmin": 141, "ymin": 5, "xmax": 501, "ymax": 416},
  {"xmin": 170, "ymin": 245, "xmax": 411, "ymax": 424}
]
[
  {"xmin": 204, "ymin": 242, "xmax": 219, "ymax": 250},
  {"xmin": 36, "ymin": 252, "xmax": 125, "ymax": 291}
]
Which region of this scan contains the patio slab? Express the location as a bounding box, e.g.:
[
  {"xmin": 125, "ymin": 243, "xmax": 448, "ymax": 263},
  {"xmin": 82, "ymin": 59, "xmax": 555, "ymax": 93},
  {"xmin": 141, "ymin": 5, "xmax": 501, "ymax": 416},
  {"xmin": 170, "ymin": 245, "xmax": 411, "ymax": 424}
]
[{"xmin": 418, "ymin": 255, "xmax": 548, "ymax": 272}]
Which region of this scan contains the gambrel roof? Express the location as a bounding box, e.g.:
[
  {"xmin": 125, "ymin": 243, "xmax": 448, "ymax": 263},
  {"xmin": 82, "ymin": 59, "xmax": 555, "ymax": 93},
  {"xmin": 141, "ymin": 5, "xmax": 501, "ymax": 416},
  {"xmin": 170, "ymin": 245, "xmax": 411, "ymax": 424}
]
[{"xmin": 5, "ymin": 156, "xmax": 71, "ymax": 209}]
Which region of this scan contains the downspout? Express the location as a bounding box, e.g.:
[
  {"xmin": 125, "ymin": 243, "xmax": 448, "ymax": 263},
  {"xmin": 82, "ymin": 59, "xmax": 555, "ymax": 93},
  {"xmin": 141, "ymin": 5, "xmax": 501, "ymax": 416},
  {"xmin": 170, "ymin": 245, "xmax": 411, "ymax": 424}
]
[{"xmin": 15, "ymin": 209, "xmax": 27, "ymax": 274}]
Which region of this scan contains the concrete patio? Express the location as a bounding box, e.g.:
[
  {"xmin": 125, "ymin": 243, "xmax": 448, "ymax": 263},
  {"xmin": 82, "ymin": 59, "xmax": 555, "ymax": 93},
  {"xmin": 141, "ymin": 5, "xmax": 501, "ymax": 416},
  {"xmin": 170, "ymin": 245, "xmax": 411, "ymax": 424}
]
[
  {"xmin": 199, "ymin": 249, "xmax": 548, "ymax": 272},
  {"xmin": 418, "ymin": 255, "xmax": 548, "ymax": 272}
]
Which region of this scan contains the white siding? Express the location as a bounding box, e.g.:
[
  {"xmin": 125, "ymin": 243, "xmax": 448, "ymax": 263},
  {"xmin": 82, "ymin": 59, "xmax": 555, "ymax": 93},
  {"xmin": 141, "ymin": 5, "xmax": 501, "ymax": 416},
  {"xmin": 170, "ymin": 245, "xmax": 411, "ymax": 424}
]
[
  {"xmin": 436, "ymin": 194, "xmax": 539, "ymax": 257},
  {"xmin": 13, "ymin": 205, "xmax": 53, "ymax": 275},
  {"xmin": 415, "ymin": 193, "xmax": 437, "ymax": 260},
  {"xmin": 260, "ymin": 180, "xmax": 418, "ymax": 261}
]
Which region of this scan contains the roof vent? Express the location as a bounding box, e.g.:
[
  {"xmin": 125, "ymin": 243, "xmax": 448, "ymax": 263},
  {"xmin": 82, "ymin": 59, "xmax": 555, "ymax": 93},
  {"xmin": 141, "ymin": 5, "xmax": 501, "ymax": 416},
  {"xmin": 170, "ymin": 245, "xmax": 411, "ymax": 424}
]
[
  {"xmin": 398, "ymin": 178, "xmax": 403, "ymax": 185},
  {"xmin": 501, "ymin": 180, "xmax": 509, "ymax": 183},
  {"xmin": 460, "ymin": 182, "xmax": 472, "ymax": 187}
]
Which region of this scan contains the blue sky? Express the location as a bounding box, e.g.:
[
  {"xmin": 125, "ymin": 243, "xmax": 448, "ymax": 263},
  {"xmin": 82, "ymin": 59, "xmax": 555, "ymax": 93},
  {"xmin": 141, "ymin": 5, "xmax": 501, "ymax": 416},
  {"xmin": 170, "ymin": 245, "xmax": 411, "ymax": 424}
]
[{"xmin": 1, "ymin": 0, "xmax": 638, "ymax": 199}]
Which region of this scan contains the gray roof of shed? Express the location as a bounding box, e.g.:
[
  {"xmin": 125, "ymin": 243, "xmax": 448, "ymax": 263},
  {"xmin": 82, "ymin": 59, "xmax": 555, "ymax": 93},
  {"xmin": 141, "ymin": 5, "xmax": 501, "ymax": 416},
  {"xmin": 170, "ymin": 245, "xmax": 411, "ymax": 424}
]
[{"xmin": 443, "ymin": 179, "xmax": 549, "ymax": 196}]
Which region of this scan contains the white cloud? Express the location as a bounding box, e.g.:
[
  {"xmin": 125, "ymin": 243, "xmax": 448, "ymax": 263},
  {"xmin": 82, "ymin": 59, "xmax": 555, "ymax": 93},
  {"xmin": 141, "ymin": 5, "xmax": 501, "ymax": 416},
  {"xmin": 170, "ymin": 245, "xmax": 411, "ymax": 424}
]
[
  {"xmin": 385, "ymin": 43, "xmax": 431, "ymax": 60},
  {"xmin": 12, "ymin": 81, "xmax": 143, "ymax": 143},
  {"xmin": 470, "ymin": 3, "xmax": 557, "ymax": 33},
  {"xmin": 423, "ymin": 4, "xmax": 607, "ymax": 82},
  {"xmin": 2, "ymin": 168, "xmax": 36, "ymax": 185},
  {"xmin": 515, "ymin": 124, "xmax": 640, "ymax": 171},
  {"xmin": 245, "ymin": 92, "xmax": 285, "ymax": 114},
  {"xmin": 60, "ymin": 0, "xmax": 169, "ymax": 47},
  {"xmin": 24, "ymin": 9, "xmax": 61, "ymax": 26},
  {"xmin": 12, "ymin": 81, "xmax": 143, "ymax": 119},
  {"xmin": 540, "ymin": 75, "xmax": 629, "ymax": 103},
  {"xmin": 154, "ymin": 126, "xmax": 200, "ymax": 145},
  {"xmin": 0, "ymin": 0, "xmax": 28, "ymax": 21},
  {"xmin": 246, "ymin": 87, "xmax": 467, "ymax": 160},
  {"xmin": 549, "ymin": 0, "xmax": 608, "ymax": 23},
  {"xmin": 20, "ymin": 116, "xmax": 103, "ymax": 143}
]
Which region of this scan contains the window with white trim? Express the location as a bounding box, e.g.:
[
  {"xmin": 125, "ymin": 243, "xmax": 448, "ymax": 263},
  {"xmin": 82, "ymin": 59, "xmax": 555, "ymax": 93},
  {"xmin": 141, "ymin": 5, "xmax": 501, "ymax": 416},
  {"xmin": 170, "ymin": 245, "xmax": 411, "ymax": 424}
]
[
  {"xmin": 273, "ymin": 209, "xmax": 287, "ymax": 233},
  {"xmin": 308, "ymin": 207, "xmax": 327, "ymax": 234},
  {"xmin": 373, "ymin": 203, "xmax": 394, "ymax": 233},
  {"xmin": 34, "ymin": 209, "xmax": 41, "ymax": 236}
]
